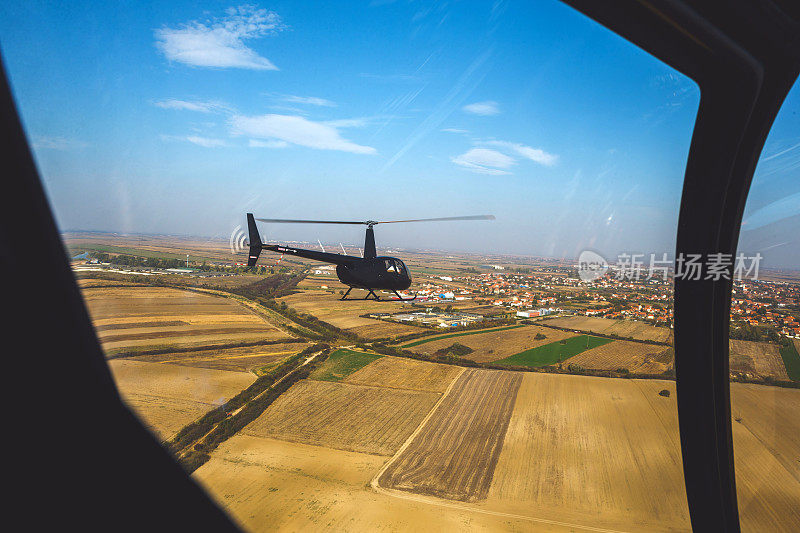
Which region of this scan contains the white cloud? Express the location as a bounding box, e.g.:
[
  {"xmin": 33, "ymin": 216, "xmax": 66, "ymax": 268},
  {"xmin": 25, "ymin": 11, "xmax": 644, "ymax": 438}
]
[
  {"xmin": 462, "ymin": 100, "xmax": 500, "ymax": 116},
  {"xmin": 451, "ymin": 148, "xmax": 514, "ymax": 175},
  {"xmin": 161, "ymin": 134, "xmax": 228, "ymax": 147},
  {"xmin": 441, "ymin": 128, "xmax": 469, "ymax": 134},
  {"xmin": 249, "ymin": 139, "xmax": 288, "ymax": 148},
  {"xmin": 282, "ymin": 95, "xmax": 336, "ymax": 107},
  {"xmin": 231, "ymin": 114, "xmax": 376, "ymax": 154},
  {"xmin": 323, "ymin": 117, "xmax": 370, "ymax": 128},
  {"xmin": 155, "ymin": 6, "xmax": 284, "ymax": 70},
  {"xmin": 33, "ymin": 136, "xmax": 89, "ymax": 150},
  {"xmin": 483, "ymin": 140, "xmax": 558, "ymax": 166},
  {"xmin": 186, "ymin": 136, "xmax": 228, "ymax": 147},
  {"xmin": 154, "ymin": 99, "xmax": 232, "ymax": 113}
]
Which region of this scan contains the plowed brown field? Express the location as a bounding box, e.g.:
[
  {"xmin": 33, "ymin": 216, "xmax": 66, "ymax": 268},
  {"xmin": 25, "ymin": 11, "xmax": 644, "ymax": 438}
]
[
  {"xmin": 82, "ymin": 286, "xmax": 289, "ymax": 353},
  {"xmin": 564, "ymin": 340, "xmax": 673, "ymax": 373},
  {"xmin": 542, "ymin": 316, "xmax": 672, "ymax": 343},
  {"xmin": 379, "ymin": 368, "xmax": 522, "ymax": 501},
  {"xmin": 134, "ymin": 342, "xmax": 309, "ymax": 373},
  {"xmin": 244, "ymin": 379, "xmax": 440, "ymax": 455},
  {"xmin": 344, "ymin": 355, "xmax": 462, "ymax": 393},
  {"xmin": 405, "ymin": 325, "xmax": 576, "ymax": 363},
  {"xmin": 729, "ymin": 339, "xmax": 789, "ymax": 380}
]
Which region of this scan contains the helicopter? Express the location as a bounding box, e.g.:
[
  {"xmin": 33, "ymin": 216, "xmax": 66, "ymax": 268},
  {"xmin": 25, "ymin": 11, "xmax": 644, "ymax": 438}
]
[{"xmin": 246, "ymin": 212, "xmax": 495, "ymax": 301}]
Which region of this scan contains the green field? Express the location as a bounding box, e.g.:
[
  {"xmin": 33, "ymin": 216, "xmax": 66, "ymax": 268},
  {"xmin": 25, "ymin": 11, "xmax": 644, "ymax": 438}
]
[
  {"xmin": 495, "ymin": 335, "xmax": 612, "ymax": 368},
  {"xmin": 402, "ymin": 324, "xmax": 526, "ymax": 347},
  {"xmin": 311, "ymin": 349, "xmax": 382, "ymax": 382},
  {"xmin": 779, "ymin": 342, "xmax": 800, "ymax": 381}
]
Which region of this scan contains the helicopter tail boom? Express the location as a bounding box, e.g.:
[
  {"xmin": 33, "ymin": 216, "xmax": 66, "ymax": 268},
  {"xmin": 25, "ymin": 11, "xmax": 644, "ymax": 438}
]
[{"xmin": 246, "ymin": 213, "xmax": 263, "ymax": 267}]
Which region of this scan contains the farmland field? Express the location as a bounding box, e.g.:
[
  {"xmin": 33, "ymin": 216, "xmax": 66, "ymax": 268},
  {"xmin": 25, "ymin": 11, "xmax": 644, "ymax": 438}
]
[
  {"xmin": 495, "ymin": 335, "xmax": 611, "ymax": 368},
  {"xmin": 379, "ymin": 369, "xmax": 522, "ymax": 501},
  {"xmin": 731, "ymin": 383, "xmax": 800, "ymax": 530},
  {"xmin": 564, "ymin": 340, "xmax": 673, "ymax": 374},
  {"xmin": 344, "ymin": 355, "xmax": 462, "ymax": 393},
  {"xmin": 109, "ymin": 359, "xmax": 255, "ymax": 440},
  {"xmin": 130, "ymin": 341, "xmax": 309, "ymax": 373},
  {"xmin": 194, "ymin": 435, "xmax": 541, "ymax": 532},
  {"xmin": 487, "ymin": 373, "xmax": 690, "ymax": 531},
  {"xmin": 277, "ymin": 290, "xmax": 428, "ymax": 339},
  {"xmin": 729, "ymin": 339, "xmax": 790, "ymax": 380},
  {"xmin": 542, "ymin": 315, "xmax": 672, "ymax": 343},
  {"xmin": 310, "ymin": 348, "xmax": 382, "ymax": 381},
  {"xmin": 82, "ymin": 286, "xmax": 290, "ymax": 353},
  {"xmin": 243, "ymin": 379, "xmax": 440, "ymax": 455},
  {"xmin": 405, "ymin": 324, "xmax": 576, "ymax": 363}
]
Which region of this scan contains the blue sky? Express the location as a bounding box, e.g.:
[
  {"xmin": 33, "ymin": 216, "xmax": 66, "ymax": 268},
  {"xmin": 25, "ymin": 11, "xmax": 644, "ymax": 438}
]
[{"xmin": 1, "ymin": 1, "xmax": 797, "ymax": 265}]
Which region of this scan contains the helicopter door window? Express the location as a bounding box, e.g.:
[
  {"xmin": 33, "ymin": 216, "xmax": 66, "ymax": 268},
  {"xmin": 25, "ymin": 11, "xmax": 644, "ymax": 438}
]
[
  {"xmin": 385, "ymin": 260, "xmax": 397, "ymax": 273},
  {"xmin": 395, "ymin": 261, "xmax": 406, "ymax": 275}
]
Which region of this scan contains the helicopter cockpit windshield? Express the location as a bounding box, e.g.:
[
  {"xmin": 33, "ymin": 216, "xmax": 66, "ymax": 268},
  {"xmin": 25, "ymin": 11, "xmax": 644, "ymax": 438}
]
[{"xmin": 385, "ymin": 259, "xmax": 406, "ymax": 276}]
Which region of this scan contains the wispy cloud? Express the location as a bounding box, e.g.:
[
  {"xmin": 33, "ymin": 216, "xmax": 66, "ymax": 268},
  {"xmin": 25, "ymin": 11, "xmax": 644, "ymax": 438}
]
[
  {"xmin": 33, "ymin": 136, "xmax": 89, "ymax": 150},
  {"xmin": 482, "ymin": 140, "xmax": 558, "ymax": 166},
  {"xmin": 249, "ymin": 139, "xmax": 288, "ymax": 148},
  {"xmin": 462, "ymin": 100, "xmax": 499, "ymax": 116},
  {"xmin": 281, "ymin": 95, "xmax": 336, "ymax": 107},
  {"xmin": 154, "ymin": 99, "xmax": 233, "ymax": 113},
  {"xmin": 155, "ymin": 6, "xmax": 284, "ymax": 70},
  {"xmin": 451, "ymin": 139, "xmax": 558, "ymax": 175},
  {"xmin": 451, "ymin": 148, "xmax": 514, "ymax": 175},
  {"xmin": 161, "ymin": 134, "xmax": 228, "ymax": 147},
  {"xmin": 441, "ymin": 128, "xmax": 469, "ymax": 134},
  {"xmin": 231, "ymin": 114, "xmax": 376, "ymax": 154}
]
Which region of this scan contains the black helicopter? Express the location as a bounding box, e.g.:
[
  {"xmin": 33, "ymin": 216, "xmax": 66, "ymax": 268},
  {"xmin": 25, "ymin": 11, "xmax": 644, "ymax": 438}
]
[{"xmin": 246, "ymin": 213, "xmax": 494, "ymax": 301}]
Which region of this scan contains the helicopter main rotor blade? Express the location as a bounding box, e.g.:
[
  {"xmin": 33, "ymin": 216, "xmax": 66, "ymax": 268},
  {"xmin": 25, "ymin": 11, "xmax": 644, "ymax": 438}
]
[
  {"xmin": 254, "ymin": 215, "xmax": 496, "ymax": 225},
  {"xmin": 375, "ymin": 215, "xmax": 496, "ymax": 224},
  {"xmin": 255, "ymin": 218, "xmax": 366, "ymax": 225}
]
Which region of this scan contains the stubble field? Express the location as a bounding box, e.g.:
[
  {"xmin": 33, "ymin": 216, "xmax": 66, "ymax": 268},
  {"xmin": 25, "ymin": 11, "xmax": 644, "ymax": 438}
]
[
  {"xmin": 277, "ymin": 291, "xmax": 428, "ymax": 339},
  {"xmin": 729, "ymin": 339, "xmax": 790, "ymax": 380},
  {"xmin": 564, "ymin": 340, "xmax": 674, "ymax": 374},
  {"xmin": 83, "ymin": 286, "xmax": 289, "ymax": 353},
  {"xmin": 108, "ymin": 359, "xmax": 256, "ymax": 440},
  {"xmin": 542, "ymin": 315, "xmax": 672, "ymax": 343},
  {"xmin": 243, "ymin": 378, "xmax": 441, "ymax": 456}
]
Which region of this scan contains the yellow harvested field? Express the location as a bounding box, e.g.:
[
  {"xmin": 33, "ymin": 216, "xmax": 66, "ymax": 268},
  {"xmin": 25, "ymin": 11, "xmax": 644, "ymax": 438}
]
[
  {"xmin": 731, "ymin": 383, "xmax": 800, "ymax": 531},
  {"xmin": 729, "ymin": 339, "xmax": 789, "ymax": 380},
  {"xmin": 542, "ymin": 316, "xmax": 672, "ymax": 343},
  {"xmin": 194, "ymin": 435, "xmax": 545, "ymax": 532},
  {"xmin": 406, "ymin": 325, "xmax": 575, "ymax": 363},
  {"xmin": 347, "ymin": 320, "xmax": 429, "ymax": 340},
  {"xmin": 277, "ymin": 290, "xmax": 425, "ymax": 339},
  {"xmin": 487, "ymin": 373, "xmax": 690, "ymax": 531},
  {"xmin": 244, "ymin": 379, "xmax": 440, "ymax": 455},
  {"xmin": 109, "ymin": 359, "xmax": 255, "ymax": 440},
  {"xmin": 564, "ymin": 340, "xmax": 673, "ymax": 374},
  {"xmin": 134, "ymin": 342, "xmax": 310, "ymax": 373},
  {"xmin": 344, "ymin": 355, "xmax": 462, "ymax": 393},
  {"xmin": 81, "ymin": 286, "xmax": 288, "ymax": 353},
  {"xmin": 379, "ymin": 369, "xmax": 522, "ymax": 501}
]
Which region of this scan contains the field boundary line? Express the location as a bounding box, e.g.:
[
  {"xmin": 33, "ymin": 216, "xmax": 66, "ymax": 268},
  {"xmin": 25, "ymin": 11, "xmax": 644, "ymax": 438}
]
[
  {"xmin": 370, "ymin": 366, "xmax": 466, "ymax": 492},
  {"xmin": 370, "ymin": 368, "xmax": 631, "ymax": 533}
]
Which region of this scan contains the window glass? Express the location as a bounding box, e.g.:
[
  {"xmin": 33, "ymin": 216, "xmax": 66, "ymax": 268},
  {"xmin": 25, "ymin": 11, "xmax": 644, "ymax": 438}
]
[
  {"xmin": 1, "ymin": 1, "xmax": 699, "ymax": 530},
  {"xmin": 730, "ymin": 79, "xmax": 800, "ymax": 531}
]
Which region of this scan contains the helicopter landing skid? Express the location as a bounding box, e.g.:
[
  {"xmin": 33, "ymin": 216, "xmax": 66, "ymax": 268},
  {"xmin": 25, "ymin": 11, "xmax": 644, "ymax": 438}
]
[{"xmin": 340, "ymin": 287, "xmax": 416, "ymax": 302}]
